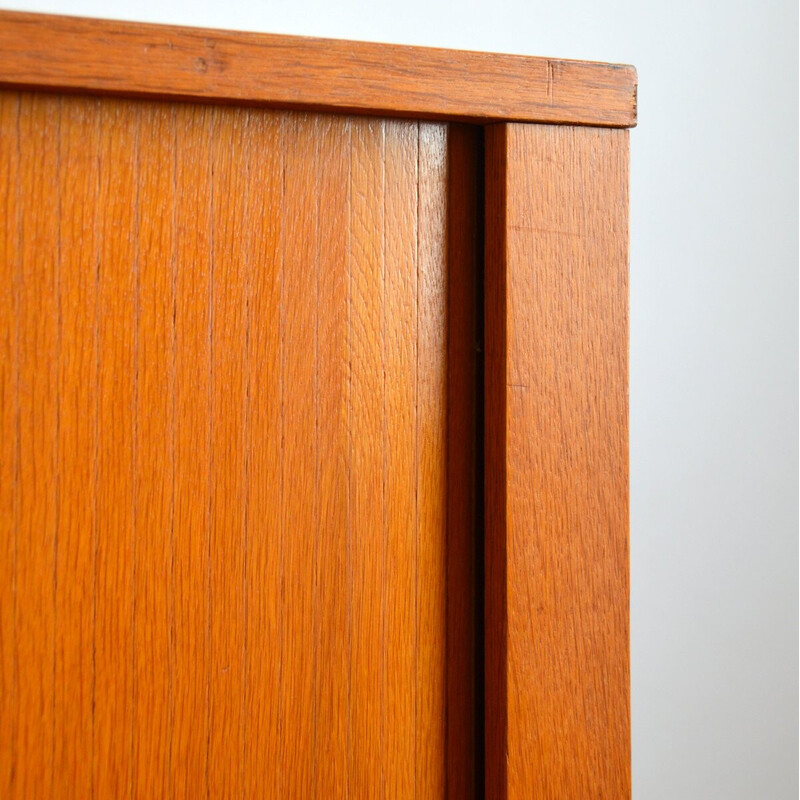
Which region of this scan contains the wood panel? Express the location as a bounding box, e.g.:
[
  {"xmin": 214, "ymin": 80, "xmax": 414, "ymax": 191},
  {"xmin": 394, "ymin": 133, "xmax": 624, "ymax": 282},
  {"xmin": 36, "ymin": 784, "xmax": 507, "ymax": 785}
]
[
  {"xmin": 485, "ymin": 122, "xmax": 630, "ymax": 799},
  {"xmin": 0, "ymin": 90, "xmax": 477, "ymax": 798},
  {"xmin": 0, "ymin": 10, "xmax": 637, "ymax": 128}
]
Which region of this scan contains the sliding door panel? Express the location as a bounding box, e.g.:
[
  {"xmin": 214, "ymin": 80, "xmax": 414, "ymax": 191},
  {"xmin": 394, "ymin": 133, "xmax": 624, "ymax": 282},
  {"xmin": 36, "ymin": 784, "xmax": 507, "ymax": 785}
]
[{"xmin": 0, "ymin": 91, "xmax": 478, "ymax": 798}]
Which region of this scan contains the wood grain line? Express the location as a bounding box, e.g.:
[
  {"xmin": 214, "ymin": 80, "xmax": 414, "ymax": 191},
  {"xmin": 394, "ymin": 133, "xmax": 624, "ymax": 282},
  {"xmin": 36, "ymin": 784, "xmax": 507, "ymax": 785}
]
[
  {"xmin": 416, "ymin": 121, "xmax": 448, "ymax": 797},
  {"xmin": 15, "ymin": 92, "xmax": 60, "ymax": 800},
  {"xmin": 314, "ymin": 114, "xmax": 351, "ymax": 797},
  {"xmin": 209, "ymin": 105, "xmax": 249, "ymax": 799},
  {"xmin": 132, "ymin": 100, "xmax": 174, "ymax": 800},
  {"xmin": 0, "ymin": 91, "xmax": 20, "ymax": 799},
  {"xmin": 242, "ymin": 109, "xmax": 283, "ymax": 799},
  {"xmin": 54, "ymin": 94, "xmax": 100, "ymax": 800},
  {"xmin": 171, "ymin": 102, "xmax": 212, "ymax": 799},
  {"xmin": 348, "ymin": 116, "xmax": 386, "ymax": 797},
  {"xmin": 280, "ymin": 112, "xmax": 319, "ymax": 796},
  {"xmin": 94, "ymin": 98, "xmax": 138, "ymax": 799},
  {"xmin": 383, "ymin": 117, "xmax": 418, "ymax": 799}
]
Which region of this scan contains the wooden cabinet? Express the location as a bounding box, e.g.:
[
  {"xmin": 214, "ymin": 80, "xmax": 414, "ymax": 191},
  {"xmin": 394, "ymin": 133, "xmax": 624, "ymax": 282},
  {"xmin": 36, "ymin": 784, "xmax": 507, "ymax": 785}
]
[{"xmin": 0, "ymin": 11, "xmax": 635, "ymax": 798}]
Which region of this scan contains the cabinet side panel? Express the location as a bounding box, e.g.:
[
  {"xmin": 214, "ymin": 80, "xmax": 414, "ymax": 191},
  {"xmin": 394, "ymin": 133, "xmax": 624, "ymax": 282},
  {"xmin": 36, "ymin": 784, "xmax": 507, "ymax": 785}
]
[{"xmin": 486, "ymin": 122, "xmax": 630, "ymax": 799}]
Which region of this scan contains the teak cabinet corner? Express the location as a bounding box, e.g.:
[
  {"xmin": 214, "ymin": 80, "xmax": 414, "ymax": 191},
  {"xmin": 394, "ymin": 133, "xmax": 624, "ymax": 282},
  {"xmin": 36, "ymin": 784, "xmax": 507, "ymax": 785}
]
[{"xmin": 0, "ymin": 10, "xmax": 635, "ymax": 799}]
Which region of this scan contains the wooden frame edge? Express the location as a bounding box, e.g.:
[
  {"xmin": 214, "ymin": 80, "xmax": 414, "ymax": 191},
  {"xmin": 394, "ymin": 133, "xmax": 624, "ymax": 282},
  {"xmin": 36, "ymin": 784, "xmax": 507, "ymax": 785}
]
[
  {"xmin": 0, "ymin": 10, "xmax": 637, "ymax": 127},
  {"xmin": 484, "ymin": 122, "xmax": 631, "ymax": 798}
]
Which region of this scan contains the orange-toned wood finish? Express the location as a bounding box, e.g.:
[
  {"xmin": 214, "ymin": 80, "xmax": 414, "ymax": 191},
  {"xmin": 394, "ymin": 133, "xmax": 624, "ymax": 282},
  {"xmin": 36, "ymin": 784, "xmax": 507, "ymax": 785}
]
[
  {"xmin": 0, "ymin": 10, "xmax": 636, "ymax": 127},
  {"xmin": 0, "ymin": 12, "xmax": 635, "ymax": 797},
  {"xmin": 0, "ymin": 90, "xmax": 479, "ymax": 798},
  {"xmin": 485, "ymin": 123, "xmax": 630, "ymax": 799}
]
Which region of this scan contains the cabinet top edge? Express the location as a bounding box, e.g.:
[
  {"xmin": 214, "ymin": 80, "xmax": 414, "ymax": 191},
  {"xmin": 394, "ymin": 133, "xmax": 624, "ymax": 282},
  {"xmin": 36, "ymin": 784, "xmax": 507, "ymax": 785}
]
[{"xmin": 0, "ymin": 9, "xmax": 637, "ymax": 127}]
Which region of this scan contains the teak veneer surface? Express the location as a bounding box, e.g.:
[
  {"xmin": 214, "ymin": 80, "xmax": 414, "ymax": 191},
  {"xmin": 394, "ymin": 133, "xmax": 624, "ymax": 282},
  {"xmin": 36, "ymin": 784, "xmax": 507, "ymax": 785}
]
[
  {"xmin": 0, "ymin": 11, "xmax": 634, "ymax": 798},
  {"xmin": 0, "ymin": 90, "xmax": 478, "ymax": 799},
  {"xmin": 485, "ymin": 122, "xmax": 630, "ymax": 799},
  {"xmin": 0, "ymin": 10, "xmax": 637, "ymax": 127}
]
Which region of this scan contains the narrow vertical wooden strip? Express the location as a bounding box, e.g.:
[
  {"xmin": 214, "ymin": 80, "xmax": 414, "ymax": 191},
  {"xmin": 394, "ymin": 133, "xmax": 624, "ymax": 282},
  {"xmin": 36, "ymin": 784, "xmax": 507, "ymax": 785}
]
[
  {"xmin": 485, "ymin": 122, "xmax": 630, "ymax": 799},
  {"xmin": 242, "ymin": 109, "xmax": 283, "ymax": 798},
  {"xmin": 416, "ymin": 121, "xmax": 448, "ymax": 798},
  {"xmin": 54, "ymin": 95, "xmax": 100, "ymax": 799},
  {"xmin": 208, "ymin": 105, "xmax": 248, "ymax": 799},
  {"xmin": 348, "ymin": 116, "xmax": 386, "ymax": 798},
  {"xmin": 279, "ymin": 112, "xmax": 318, "ymax": 797},
  {"xmin": 94, "ymin": 98, "xmax": 138, "ymax": 799},
  {"xmin": 445, "ymin": 122, "xmax": 480, "ymax": 800},
  {"xmin": 484, "ymin": 124, "xmax": 509, "ymax": 800},
  {"xmin": 15, "ymin": 92, "xmax": 59, "ymax": 800},
  {"xmin": 170, "ymin": 103, "xmax": 212, "ymax": 799},
  {"xmin": 0, "ymin": 91, "xmax": 20, "ymax": 798},
  {"xmin": 313, "ymin": 114, "xmax": 350, "ymax": 797},
  {"xmin": 132, "ymin": 101, "xmax": 175, "ymax": 799},
  {"xmin": 382, "ymin": 118, "xmax": 418, "ymax": 799}
]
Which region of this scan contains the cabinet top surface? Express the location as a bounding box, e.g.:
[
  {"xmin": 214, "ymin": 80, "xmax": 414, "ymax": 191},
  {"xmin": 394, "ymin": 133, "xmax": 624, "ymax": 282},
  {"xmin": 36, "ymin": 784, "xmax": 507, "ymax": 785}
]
[{"xmin": 0, "ymin": 9, "xmax": 637, "ymax": 127}]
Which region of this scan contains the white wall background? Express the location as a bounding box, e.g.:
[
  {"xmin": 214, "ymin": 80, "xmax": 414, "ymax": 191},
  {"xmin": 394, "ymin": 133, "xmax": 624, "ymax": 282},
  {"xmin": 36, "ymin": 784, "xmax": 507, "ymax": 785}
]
[{"xmin": 3, "ymin": 0, "xmax": 797, "ymax": 796}]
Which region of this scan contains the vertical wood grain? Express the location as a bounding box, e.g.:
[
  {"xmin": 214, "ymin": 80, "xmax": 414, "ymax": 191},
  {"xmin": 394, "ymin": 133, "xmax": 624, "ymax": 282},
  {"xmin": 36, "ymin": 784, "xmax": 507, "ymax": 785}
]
[
  {"xmin": 15, "ymin": 92, "xmax": 59, "ymax": 800},
  {"xmin": 171, "ymin": 102, "xmax": 212, "ymax": 800},
  {"xmin": 485, "ymin": 122, "xmax": 630, "ymax": 799},
  {"xmin": 313, "ymin": 114, "xmax": 351, "ymax": 797},
  {"xmin": 416, "ymin": 121, "xmax": 448, "ymax": 798},
  {"xmin": 132, "ymin": 101, "xmax": 175, "ymax": 799},
  {"xmin": 242, "ymin": 110, "xmax": 284, "ymax": 799},
  {"xmin": 1, "ymin": 94, "xmax": 468, "ymax": 799},
  {"xmin": 279, "ymin": 112, "xmax": 319, "ymax": 797},
  {"xmin": 94, "ymin": 98, "xmax": 138, "ymax": 799},
  {"xmin": 383, "ymin": 118, "xmax": 418, "ymax": 800},
  {"xmin": 0, "ymin": 91, "xmax": 19, "ymax": 799},
  {"xmin": 208, "ymin": 105, "xmax": 249, "ymax": 799},
  {"xmin": 54, "ymin": 95, "xmax": 100, "ymax": 800},
  {"xmin": 348, "ymin": 116, "xmax": 386, "ymax": 797}
]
